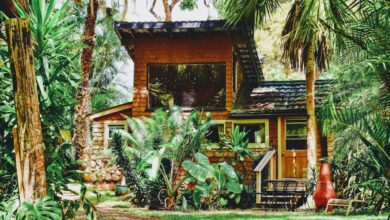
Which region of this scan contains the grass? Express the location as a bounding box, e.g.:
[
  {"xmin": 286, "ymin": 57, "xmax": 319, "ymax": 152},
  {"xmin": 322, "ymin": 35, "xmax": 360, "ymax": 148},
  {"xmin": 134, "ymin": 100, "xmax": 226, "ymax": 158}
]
[
  {"xmin": 80, "ymin": 188, "xmax": 389, "ymax": 220},
  {"xmin": 123, "ymin": 209, "xmax": 389, "ymax": 220}
]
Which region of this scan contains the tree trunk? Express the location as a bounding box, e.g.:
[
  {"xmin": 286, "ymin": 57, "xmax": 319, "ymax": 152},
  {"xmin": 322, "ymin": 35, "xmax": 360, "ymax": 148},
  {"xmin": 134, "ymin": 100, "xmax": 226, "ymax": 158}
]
[
  {"xmin": 6, "ymin": 18, "xmax": 47, "ymax": 202},
  {"xmin": 162, "ymin": 0, "xmax": 172, "ymax": 21},
  {"xmin": 74, "ymin": 0, "xmax": 99, "ymax": 161},
  {"xmin": 306, "ymin": 40, "xmax": 317, "ymax": 180},
  {"xmin": 0, "ymin": 0, "xmax": 29, "ymax": 18},
  {"xmin": 120, "ymin": 0, "xmax": 128, "ymax": 21}
]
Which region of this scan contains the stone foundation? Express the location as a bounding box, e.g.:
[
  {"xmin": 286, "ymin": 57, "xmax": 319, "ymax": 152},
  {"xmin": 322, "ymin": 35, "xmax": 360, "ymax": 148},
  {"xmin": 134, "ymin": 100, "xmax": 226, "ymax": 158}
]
[{"xmin": 82, "ymin": 122, "xmax": 123, "ymax": 189}]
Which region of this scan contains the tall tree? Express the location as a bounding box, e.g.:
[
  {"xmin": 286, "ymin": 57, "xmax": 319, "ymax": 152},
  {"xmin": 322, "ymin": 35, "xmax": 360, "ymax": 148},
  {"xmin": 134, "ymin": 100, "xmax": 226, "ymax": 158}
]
[
  {"xmin": 74, "ymin": 0, "xmax": 99, "ymax": 160},
  {"xmin": 221, "ymin": 0, "xmax": 334, "ymax": 179},
  {"xmin": 149, "ymin": 0, "xmax": 179, "ymax": 21},
  {"xmin": 5, "ymin": 18, "xmax": 47, "ymax": 202},
  {"xmin": 281, "ymin": 0, "xmax": 331, "ymax": 179},
  {"xmin": 149, "ymin": 0, "xmax": 199, "ymax": 21},
  {"xmin": 0, "ymin": 0, "xmax": 28, "ymax": 18}
]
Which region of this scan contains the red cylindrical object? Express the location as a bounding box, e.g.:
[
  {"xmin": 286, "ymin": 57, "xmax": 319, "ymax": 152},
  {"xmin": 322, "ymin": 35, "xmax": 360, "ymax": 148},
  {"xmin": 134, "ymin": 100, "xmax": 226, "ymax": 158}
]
[{"xmin": 313, "ymin": 162, "xmax": 336, "ymax": 210}]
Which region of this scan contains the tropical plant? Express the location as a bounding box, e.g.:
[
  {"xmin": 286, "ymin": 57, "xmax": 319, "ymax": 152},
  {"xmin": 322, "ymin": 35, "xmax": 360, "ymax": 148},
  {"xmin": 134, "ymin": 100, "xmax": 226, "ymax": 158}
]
[
  {"xmin": 1, "ymin": 1, "xmax": 97, "ymax": 218},
  {"xmin": 221, "ymin": 127, "xmax": 254, "ymax": 208},
  {"xmin": 115, "ymin": 107, "xmax": 212, "ymax": 210},
  {"xmin": 220, "ymin": 0, "xmax": 341, "ymax": 180},
  {"xmin": 91, "ymin": 2, "xmax": 130, "ymax": 112},
  {"xmin": 182, "ymin": 153, "xmax": 243, "ymax": 209},
  {"xmin": 16, "ymin": 196, "xmax": 62, "ymax": 220},
  {"xmin": 110, "ymin": 132, "xmax": 148, "ymax": 207},
  {"xmin": 12, "ymin": 0, "xmax": 81, "ymax": 144},
  {"xmin": 0, "ymin": 0, "xmax": 80, "ymax": 206},
  {"xmin": 222, "ymin": 126, "xmax": 252, "ymax": 166},
  {"xmin": 0, "ymin": 195, "xmax": 19, "ymax": 220},
  {"xmin": 316, "ymin": 0, "xmax": 390, "ymax": 213},
  {"xmin": 320, "ymin": 79, "xmax": 389, "ymax": 213}
]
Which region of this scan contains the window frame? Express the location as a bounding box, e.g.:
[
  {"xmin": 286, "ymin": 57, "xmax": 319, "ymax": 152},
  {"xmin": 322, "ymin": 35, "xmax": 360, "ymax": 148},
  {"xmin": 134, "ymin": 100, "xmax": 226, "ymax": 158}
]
[
  {"xmin": 146, "ymin": 62, "xmax": 227, "ymax": 111},
  {"xmin": 232, "ymin": 119, "xmax": 270, "ymax": 148},
  {"xmin": 285, "ymin": 118, "xmax": 307, "ymax": 151},
  {"xmin": 104, "ymin": 121, "xmax": 128, "ymax": 149},
  {"xmin": 232, "ymin": 53, "xmax": 237, "ymax": 93},
  {"xmin": 205, "ymin": 120, "xmax": 226, "ymax": 149}
]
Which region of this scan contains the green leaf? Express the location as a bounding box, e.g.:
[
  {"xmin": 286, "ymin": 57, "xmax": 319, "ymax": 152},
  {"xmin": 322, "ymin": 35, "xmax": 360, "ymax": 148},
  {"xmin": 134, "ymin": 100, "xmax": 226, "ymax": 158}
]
[
  {"xmin": 193, "ymin": 190, "xmax": 201, "ymax": 207},
  {"xmin": 219, "ymin": 162, "xmax": 239, "ymax": 181},
  {"xmin": 17, "ymin": 196, "xmax": 62, "ymax": 220},
  {"xmin": 194, "ymin": 152, "xmax": 210, "ymax": 166},
  {"xmin": 219, "ymin": 198, "xmax": 228, "ymax": 206},
  {"xmin": 226, "ymin": 180, "xmax": 243, "ymax": 194},
  {"xmin": 235, "ymin": 194, "xmax": 241, "ymax": 204},
  {"xmin": 182, "ymin": 160, "xmax": 213, "ymax": 182},
  {"xmin": 182, "ymin": 196, "xmax": 188, "ymax": 211}
]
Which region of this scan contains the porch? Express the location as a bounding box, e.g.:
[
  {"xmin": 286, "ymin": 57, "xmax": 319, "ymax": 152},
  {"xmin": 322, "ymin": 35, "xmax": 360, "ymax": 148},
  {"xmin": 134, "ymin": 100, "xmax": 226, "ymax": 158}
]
[{"xmin": 253, "ymin": 150, "xmax": 308, "ymax": 211}]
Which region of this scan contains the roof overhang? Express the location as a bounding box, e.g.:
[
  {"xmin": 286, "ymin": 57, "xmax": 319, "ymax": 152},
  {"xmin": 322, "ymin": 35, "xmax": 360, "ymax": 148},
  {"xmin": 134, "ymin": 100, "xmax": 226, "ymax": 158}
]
[
  {"xmin": 87, "ymin": 102, "xmax": 133, "ymax": 121},
  {"xmin": 114, "ymin": 20, "xmax": 263, "ymax": 82}
]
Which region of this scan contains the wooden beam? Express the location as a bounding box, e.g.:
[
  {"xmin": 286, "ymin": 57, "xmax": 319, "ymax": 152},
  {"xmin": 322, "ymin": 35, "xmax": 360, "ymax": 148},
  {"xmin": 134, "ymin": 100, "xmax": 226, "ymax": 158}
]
[
  {"xmin": 277, "ymin": 117, "xmax": 282, "ymax": 179},
  {"xmin": 255, "ymin": 172, "xmax": 261, "ymax": 203},
  {"xmin": 6, "ymin": 18, "xmax": 47, "ymax": 202},
  {"xmin": 87, "ymin": 102, "xmax": 133, "ymax": 120}
]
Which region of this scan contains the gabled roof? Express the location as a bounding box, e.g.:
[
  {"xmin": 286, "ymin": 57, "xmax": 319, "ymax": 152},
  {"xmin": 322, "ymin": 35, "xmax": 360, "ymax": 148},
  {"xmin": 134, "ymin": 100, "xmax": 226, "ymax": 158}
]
[
  {"xmin": 114, "ymin": 20, "xmax": 263, "ymax": 82},
  {"xmin": 88, "ymin": 102, "xmax": 133, "ymax": 121},
  {"xmin": 231, "ymin": 80, "xmax": 332, "ymax": 117}
]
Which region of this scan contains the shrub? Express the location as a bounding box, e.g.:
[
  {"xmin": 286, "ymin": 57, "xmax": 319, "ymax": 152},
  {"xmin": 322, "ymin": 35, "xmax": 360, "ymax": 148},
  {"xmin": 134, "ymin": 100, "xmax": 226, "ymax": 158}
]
[
  {"xmin": 182, "ymin": 153, "xmax": 243, "ymax": 209},
  {"xmin": 110, "ymin": 132, "xmax": 148, "ymax": 207}
]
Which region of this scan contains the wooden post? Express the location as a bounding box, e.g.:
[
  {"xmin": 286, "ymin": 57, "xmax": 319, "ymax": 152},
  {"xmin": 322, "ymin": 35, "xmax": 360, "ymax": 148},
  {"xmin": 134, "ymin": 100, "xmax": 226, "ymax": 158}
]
[
  {"xmin": 269, "ymin": 155, "xmax": 276, "ymax": 180},
  {"xmin": 6, "ymin": 18, "xmax": 47, "ymax": 202},
  {"xmin": 256, "ymin": 171, "xmax": 261, "ymax": 203}
]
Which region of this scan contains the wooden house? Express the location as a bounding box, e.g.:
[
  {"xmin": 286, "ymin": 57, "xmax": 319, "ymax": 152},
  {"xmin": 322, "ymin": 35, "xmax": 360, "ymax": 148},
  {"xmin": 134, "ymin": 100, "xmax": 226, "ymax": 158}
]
[{"xmin": 86, "ymin": 20, "xmax": 332, "ymax": 190}]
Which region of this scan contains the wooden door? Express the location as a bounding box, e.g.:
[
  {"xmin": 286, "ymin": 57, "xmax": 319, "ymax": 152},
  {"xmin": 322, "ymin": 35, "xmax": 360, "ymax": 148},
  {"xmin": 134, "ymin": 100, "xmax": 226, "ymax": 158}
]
[{"xmin": 282, "ymin": 119, "xmax": 308, "ymax": 178}]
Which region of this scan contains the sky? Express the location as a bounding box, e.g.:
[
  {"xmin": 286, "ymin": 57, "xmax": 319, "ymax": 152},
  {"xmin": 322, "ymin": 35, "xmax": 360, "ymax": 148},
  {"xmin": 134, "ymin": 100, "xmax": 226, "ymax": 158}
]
[
  {"xmin": 122, "ymin": 0, "xmax": 219, "ymax": 22},
  {"xmin": 112, "ymin": 0, "xmax": 220, "ymax": 103}
]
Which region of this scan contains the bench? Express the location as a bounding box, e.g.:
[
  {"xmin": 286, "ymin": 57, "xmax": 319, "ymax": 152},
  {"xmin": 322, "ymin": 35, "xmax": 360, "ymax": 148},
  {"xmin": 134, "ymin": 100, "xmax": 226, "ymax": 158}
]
[
  {"xmin": 256, "ymin": 179, "xmax": 306, "ymax": 211},
  {"xmin": 325, "ymin": 198, "xmax": 365, "ymax": 215}
]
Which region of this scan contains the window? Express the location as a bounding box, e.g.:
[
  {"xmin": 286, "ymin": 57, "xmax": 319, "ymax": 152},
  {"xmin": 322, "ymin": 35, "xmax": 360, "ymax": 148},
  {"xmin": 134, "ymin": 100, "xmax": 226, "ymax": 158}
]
[
  {"xmin": 286, "ymin": 119, "xmax": 307, "ymax": 150},
  {"xmin": 233, "ymin": 120, "xmax": 269, "ymax": 148},
  {"xmin": 206, "ymin": 123, "xmax": 225, "ymax": 143},
  {"xmin": 148, "ymin": 63, "xmax": 226, "ymax": 109},
  {"xmin": 108, "ymin": 124, "xmax": 126, "ymax": 139},
  {"xmin": 104, "ymin": 122, "xmax": 126, "ymax": 148}
]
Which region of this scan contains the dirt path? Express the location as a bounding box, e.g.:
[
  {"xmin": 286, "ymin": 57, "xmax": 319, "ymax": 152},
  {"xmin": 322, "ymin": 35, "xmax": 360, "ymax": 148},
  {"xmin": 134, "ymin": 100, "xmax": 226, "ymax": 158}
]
[{"xmin": 94, "ymin": 207, "xmax": 159, "ymax": 220}]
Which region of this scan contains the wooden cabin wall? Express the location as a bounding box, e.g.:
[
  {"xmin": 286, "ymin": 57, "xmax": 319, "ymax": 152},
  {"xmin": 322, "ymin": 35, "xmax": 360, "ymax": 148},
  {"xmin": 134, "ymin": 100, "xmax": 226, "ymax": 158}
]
[{"xmin": 132, "ymin": 33, "xmax": 234, "ymax": 120}]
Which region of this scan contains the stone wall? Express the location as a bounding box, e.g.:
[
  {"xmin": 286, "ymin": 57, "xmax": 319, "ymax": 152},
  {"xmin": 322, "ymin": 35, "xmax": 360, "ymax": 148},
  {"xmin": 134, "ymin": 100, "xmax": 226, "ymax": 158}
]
[{"xmin": 83, "ymin": 122, "xmax": 123, "ymax": 189}]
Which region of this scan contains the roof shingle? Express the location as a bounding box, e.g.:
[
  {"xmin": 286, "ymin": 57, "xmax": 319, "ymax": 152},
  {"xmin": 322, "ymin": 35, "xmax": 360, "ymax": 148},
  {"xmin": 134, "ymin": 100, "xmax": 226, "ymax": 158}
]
[{"xmin": 231, "ymin": 80, "xmax": 332, "ymax": 117}]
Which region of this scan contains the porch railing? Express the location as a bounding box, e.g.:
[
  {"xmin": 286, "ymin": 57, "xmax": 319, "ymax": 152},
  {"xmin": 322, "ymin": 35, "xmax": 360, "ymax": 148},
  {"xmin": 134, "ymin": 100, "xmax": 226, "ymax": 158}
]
[{"xmin": 253, "ymin": 150, "xmax": 276, "ymax": 203}]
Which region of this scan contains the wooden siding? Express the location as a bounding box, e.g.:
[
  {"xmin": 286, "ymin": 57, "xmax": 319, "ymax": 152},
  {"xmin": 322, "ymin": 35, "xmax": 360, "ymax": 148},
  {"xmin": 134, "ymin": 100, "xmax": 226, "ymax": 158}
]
[
  {"xmin": 132, "ymin": 33, "xmax": 233, "ymax": 120},
  {"xmin": 94, "ymin": 109, "xmax": 132, "ymax": 122}
]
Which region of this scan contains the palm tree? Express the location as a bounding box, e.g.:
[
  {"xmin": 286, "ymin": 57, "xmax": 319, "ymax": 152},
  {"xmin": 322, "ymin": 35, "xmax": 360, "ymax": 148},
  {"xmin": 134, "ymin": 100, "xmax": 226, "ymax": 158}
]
[
  {"xmin": 221, "ymin": 0, "xmax": 335, "ymax": 179},
  {"xmin": 280, "ymin": 1, "xmax": 333, "ymax": 179},
  {"xmin": 74, "ymin": 0, "xmax": 99, "ymax": 160}
]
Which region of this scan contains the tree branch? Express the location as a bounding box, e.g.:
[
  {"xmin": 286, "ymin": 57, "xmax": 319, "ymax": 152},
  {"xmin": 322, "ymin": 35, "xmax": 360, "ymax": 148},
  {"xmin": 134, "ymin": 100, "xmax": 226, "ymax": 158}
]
[
  {"xmin": 149, "ymin": 0, "xmax": 163, "ymax": 21},
  {"xmin": 169, "ymin": 0, "xmax": 180, "ymax": 11}
]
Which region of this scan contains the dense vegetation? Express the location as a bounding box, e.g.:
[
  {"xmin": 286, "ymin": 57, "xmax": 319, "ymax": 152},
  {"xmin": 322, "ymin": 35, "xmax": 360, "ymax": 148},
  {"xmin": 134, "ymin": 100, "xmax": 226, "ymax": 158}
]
[
  {"xmin": 0, "ymin": 0, "xmax": 128, "ymax": 218},
  {"xmin": 110, "ymin": 108, "xmax": 253, "ymax": 210},
  {"xmin": 0, "ymin": 0, "xmax": 389, "ymax": 218}
]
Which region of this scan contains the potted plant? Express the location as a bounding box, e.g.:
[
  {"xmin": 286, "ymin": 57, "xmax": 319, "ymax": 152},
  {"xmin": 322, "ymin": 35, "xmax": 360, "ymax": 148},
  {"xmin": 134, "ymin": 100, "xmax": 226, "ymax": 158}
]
[{"xmin": 115, "ymin": 177, "xmax": 129, "ymax": 196}]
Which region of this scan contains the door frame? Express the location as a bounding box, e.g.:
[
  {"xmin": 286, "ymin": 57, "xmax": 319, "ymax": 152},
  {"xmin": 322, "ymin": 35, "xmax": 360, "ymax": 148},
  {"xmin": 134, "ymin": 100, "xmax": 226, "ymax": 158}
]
[{"xmin": 277, "ymin": 116, "xmax": 308, "ymax": 179}]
